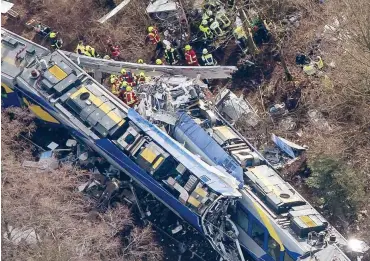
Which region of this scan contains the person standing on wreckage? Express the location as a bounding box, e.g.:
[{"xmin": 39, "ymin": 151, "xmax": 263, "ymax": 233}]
[{"xmin": 145, "ymin": 26, "xmax": 164, "ymax": 61}]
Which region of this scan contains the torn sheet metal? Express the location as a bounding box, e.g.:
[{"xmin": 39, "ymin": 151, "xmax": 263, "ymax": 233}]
[
  {"xmin": 61, "ymin": 51, "xmax": 237, "ymax": 79},
  {"xmin": 215, "ymin": 88, "xmax": 259, "ymax": 126},
  {"xmin": 135, "ymin": 75, "xmax": 206, "ymax": 120},
  {"xmin": 271, "ymin": 134, "xmax": 306, "ymax": 158},
  {"xmin": 98, "ymin": 0, "xmax": 131, "ymax": 23},
  {"xmin": 1, "ymin": 1, "xmax": 14, "ymax": 14},
  {"xmin": 147, "ymin": 0, "xmax": 177, "ymax": 13}
]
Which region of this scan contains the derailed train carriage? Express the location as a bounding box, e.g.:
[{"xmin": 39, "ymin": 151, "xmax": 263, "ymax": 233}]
[{"xmin": 1, "ymin": 28, "xmax": 367, "ymax": 261}]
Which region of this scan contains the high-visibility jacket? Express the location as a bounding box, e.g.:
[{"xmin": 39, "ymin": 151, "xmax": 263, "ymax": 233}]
[
  {"xmin": 202, "ymin": 12, "xmax": 214, "ymax": 23},
  {"xmin": 111, "ymin": 82, "xmax": 120, "ymax": 95},
  {"xmin": 201, "ymin": 53, "xmax": 217, "ymax": 66},
  {"xmin": 199, "ymin": 24, "xmax": 213, "ymax": 40},
  {"xmin": 216, "ymin": 13, "xmax": 231, "ymax": 28},
  {"xmin": 147, "ymin": 31, "xmax": 160, "ymax": 45},
  {"xmin": 85, "ymin": 45, "xmax": 97, "ymax": 57},
  {"xmin": 185, "ymin": 50, "xmax": 199, "ymax": 66},
  {"xmin": 136, "ymin": 76, "xmax": 146, "ymax": 84},
  {"xmin": 210, "ymin": 21, "xmax": 224, "ymax": 36},
  {"xmin": 75, "ymin": 43, "xmax": 85, "ymax": 55},
  {"xmin": 124, "ymin": 91, "xmax": 137, "ymax": 106},
  {"xmin": 50, "ymin": 39, "xmax": 62, "ymax": 49},
  {"xmin": 164, "ymin": 48, "xmax": 179, "ymax": 65}
]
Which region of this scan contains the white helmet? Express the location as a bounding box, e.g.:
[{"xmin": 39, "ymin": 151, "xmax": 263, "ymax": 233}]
[
  {"xmin": 207, "ymin": 10, "xmax": 213, "ymax": 16},
  {"xmin": 202, "ymin": 48, "xmax": 208, "ymax": 54},
  {"xmin": 166, "ymin": 45, "xmax": 171, "ymax": 50},
  {"xmin": 202, "ymin": 20, "xmax": 208, "ymax": 25}
]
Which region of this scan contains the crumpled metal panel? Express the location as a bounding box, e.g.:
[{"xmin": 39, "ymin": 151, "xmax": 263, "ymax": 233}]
[
  {"xmin": 173, "ymin": 112, "xmax": 244, "ymax": 187},
  {"xmin": 127, "ymin": 108, "xmax": 242, "ymax": 197}
]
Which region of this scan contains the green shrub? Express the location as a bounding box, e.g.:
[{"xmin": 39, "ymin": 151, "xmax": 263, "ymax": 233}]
[{"xmin": 306, "ymin": 157, "xmax": 366, "ymax": 218}]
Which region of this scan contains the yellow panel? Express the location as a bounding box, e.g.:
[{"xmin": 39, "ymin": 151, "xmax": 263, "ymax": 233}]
[
  {"xmin": 70, "ymin": 86, "xmax": 89, "ymax": 99},
  {"xmin": 187, "ymin": 196, "xmax": 201, "ymax": 207},
  {"xmin": 215, "ymin": 126, "xmax": 236, "ymax": 140},
  {"xmin": 300, "ymin": 216, "xmax": 316, "ymax": 228},
  {"xmin": 253, "ymin": 202, "xmax": 285, "ymax": 251},
  {"xmin": 99, "ymin": 103, "xmax": 112, "ymax": 114},
  {"xmin": 118, "ymin": 119, "xmax": 125, "ymax": 126},
  {"xmin": 194, "ymin": 187, "xmax": 207, "ymax": 198},
  {"xmin": 2, "ymin": 57, "xmax": 16, "ymax": 66},
  {"xmin": 48, "ymin": 65, "xmax": 67, "ymax": 80},
  {"xmin": 89, "ymin": 95, "xmax": 103, "ymax": 107},
  {"xmin": 107, "ymin": 111, "xmax": 122, "ymax": 124},
  {"xmin": 1, "ymin": 83, "xmax": 13, "ymax": 93},
  {"xmin": 22, "ymin": 98, "xmax": 59, "ymax": 124},
  {"xmin": 140, "ymin": 148, "xmax": 157, "ymax": 163},
  {"xmin": 152, "ymin": 156, "xmax": 164, "ymax": 169}
]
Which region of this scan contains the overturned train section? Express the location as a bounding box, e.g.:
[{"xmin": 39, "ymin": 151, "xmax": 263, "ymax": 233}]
[{"xmin": 1, "ymin": 28, "xmax": 366, "ymax": 261}]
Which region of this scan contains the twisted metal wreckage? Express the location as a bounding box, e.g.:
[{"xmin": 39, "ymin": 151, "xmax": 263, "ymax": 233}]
[{"xmin": 1, "ymin": 28, "xmax": 369, "ymax": 261}]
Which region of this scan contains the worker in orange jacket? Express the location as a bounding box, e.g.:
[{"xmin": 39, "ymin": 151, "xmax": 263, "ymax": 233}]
[
  {"xmin": 136, "ymin": 72, "xmax": 147, "ymax": 85},
  {"xmin": 184, "ymin": 45, "xmax": 199, "ymax": 66},
  {"xmin": 146, "ymin": 26, "xmax": 164, "ymax": 58},
  {"xmin": 111, "ymin": 81, "xmax": 120, "ymax": 96},
  {"xmin": 124, "ymin": 86, "xmax": 138, "ymax": 107},
  {"xmin": 146, "ymin": 26, "xmax": 160, "ymax": 45}
]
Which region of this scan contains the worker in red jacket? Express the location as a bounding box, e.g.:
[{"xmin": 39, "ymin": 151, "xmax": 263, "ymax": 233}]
[
  {"xmin": 146, "ymin": 26, "xmax": 164, "ymax": 58},
  {"xmin": 124, "ymin": 86, "xmax": 138, "ymax": 107},
  {"xmin": 108, "ymin": 43, "xmax": 120, "ymax": 60},
  {"xmin": 184, "ymin": 45, "xmax": 199, "ymax": 66}
]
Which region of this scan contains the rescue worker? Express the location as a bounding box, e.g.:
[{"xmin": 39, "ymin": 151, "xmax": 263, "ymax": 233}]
[
  {"xmin": 209, "ymin": 20, "xmax": 224, "ymax": 36},
  {"xmin": 199, "ymin": 20, "xmax": 213, "ymax": 40},
  {"xmin": 85, "ymin": 45, "xmax": 99, "ymax": 58},
  {"xmin": 156, "ymin": 59, "xmax": 163, "ymax": 65},
  {"xmin": 111, "ymin": 78, "xmax": 121, "ymax": 96},
  {"xmin": 120, "ymin": 69, "xmax": 134, "ymax": 85},
  {"xmin": 110, "ymin": 74, "xmax": 118, "ymax": 84},
  {"xmin": 184, "ymin": 45, "xmax": 199, "ymax": 66},
  {"xmin": 75, "ymin": 40, "xmax": 85, "ymax": 55},
  {"xmin": 202, "ymin": 10, "xmax": 214, "ymax": 24},
  {"xmin": 233, "ymin": 26, "xmax": 248, "ymax": 52},
  {"xmin": 146, "ymin": 26, "xmax": 164, "ymax": 59},
  {"xmin": 146, "ymin": 26, "xmax": 161, "ymax": 45},
  {"xmin": 124, "ymin": 86, "xmax": 138, "ymax": 107},
  {"xmin": 201, "ymin": 49, "xmax": 217, "ymax": 66},
  {"xmin": 49, "ymin": 32, "xmax": 63, "ymax": 50},
  {"xmin": 108, "ymin": 43, "xmax": 121, "ymax": 60},
  {"xmin": 118, "ymin": 81, "xmax": 128, "ymax": 102},
  {"xmin": 216, "ymin": 11, "xmax": 231, "ymax": 29},
  {"xmin": 136, "ymin": 72, "xmax": 147, "ymax": 85},
  {"xmin": 164, "ymin": 45, "xmax": 180, "ymax": 65}
]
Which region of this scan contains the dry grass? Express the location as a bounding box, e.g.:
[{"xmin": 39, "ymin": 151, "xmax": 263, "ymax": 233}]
[
  {"xmin": 1, "ymin": 108, "xmax": 163, "ymax": 261},
  {"xmin": 11, "ymin": 0, "xmax": 154, "ymax": 62}
]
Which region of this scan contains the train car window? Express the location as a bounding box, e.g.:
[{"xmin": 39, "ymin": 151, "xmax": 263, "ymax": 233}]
[
  {"xmin": 236, "ymin": 209, "xmax": 249, "ymax": 234},
  {"xmin": 251, "ymin": 221, "xmax": 265, "ymax": 248},
  {"xmin": 284, "ymin": 252, "xmax": 294, "ymax": 261},
  {"xmin": 268, "ymin": 236, "xmax": 280, "ymax": 261}
]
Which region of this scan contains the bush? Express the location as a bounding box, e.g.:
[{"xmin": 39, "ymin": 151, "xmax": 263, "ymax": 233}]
[{"xmin": 306, "ymin": 157, "xmax": 366, "ymax": 219}]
